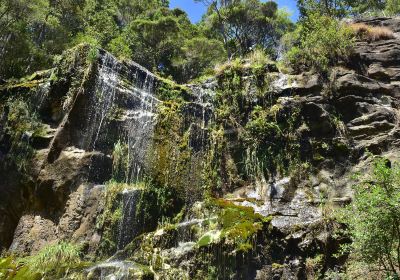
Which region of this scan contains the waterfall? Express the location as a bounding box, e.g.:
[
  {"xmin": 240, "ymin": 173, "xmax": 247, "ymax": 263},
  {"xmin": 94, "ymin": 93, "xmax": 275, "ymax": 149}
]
[
  {"xmin": 34, "ymin": 80, "xmax": 51, "ymax": 110},
  {"xmin": 116, "ymin": 189, "xmax": 141, "ymax": 250},
  {"xmin": 84, "ymin": 52, "xmax": 118, "ymax": 150},
  {"xmin": 76, "ymin": 51, "xmax": 161, "ymax": 251},
  {"xmin": 124, "ymin": 69, "xmax": 158, "ymax": 184},
  {"xmin": 80, "ymin": 50, "xmax": 159, "ymax": 184},
  {"xmin": 189, "ymin": 83, "xmax": 214, "ymax": 148}
]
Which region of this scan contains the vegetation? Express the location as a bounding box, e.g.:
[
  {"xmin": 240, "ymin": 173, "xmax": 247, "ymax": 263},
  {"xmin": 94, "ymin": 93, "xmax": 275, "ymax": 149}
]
[
  {"xmin": 4, "ymin": 98, "xmax": 45, "ymax": 171},
  {"xmin": 282, "ymin": 11, "xmax": 354, "ymax": 73},
  {"xmin": 0, "ymin": 242, "xmax": 85, "ymax": 279},
  {"xmin": 0, "ymin": 0, "xmax": 398, "ymax": 81},
  {"xmin": 0, "ymin": 0, "xmax": 292, "ymax": 83},
  {"xmin": 297, "ymin": 0, "xmax": 400, "ymax": 18},
  {"xmin": 2, "ymin": 0, "xmax": 400, "ymax": 279},
  {"xmin": 340, "ymin": 157, "xmax": 400, "ymax": 279},
  {"xmin": 204, "ymin": 54, "xmax": 303, "ymax": 195},
  {"xmin": 112, "ymin": 140, "xmax": 130, "ymax": 182},
  {"xmin": 212, "ymin": 199, "xmax": 270, "ymax": 252},
  {"xmin": 196, "ymin": 0, "xmax": 293, "ymax": 58}
]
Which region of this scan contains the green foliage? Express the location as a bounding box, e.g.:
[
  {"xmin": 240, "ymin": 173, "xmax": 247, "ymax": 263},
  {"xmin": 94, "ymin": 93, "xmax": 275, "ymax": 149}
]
[
  {"xmin": 0, "ymin": 0, "xmax": 86, "ymax": 78},
  {"xmin": 87, "ymin": 46, "xmax": 99, "ymax": 64},
  {"xmin": 197, "ymin": 234, "xmax": 212, "ymax": 247},
  {"xmin": 172, "ymin": 37, "xmax": 226, "ymax": 82},
  {"xmin": 205, "ymin": 58, "xmax": 303, "ymax": 195},
  {"xmin": 155, "ymin": 78, "xmax": 188, "ymax": 101},
  {"xmin": 0, "ymin": 242, "xmax": 85, "ymax": 279},
  {"xmin": 22, "ymin": 242, "xmax": 82, "ymax": 278},
  {"xmin": 340, "ymin": 157, "xmax": 400, "ymax": 278},
  {"xmin": 385, "ymin": 0, "xmax": 400, "ymax": 15},
  {"xmin": 137, "ymin": 181, "xmax": 182, "ymax": 228},
  {"xmin": 0, "ymin": 0, "xmax": 224, "ymax": 82},
  {"xmin": 297, "ymin": 0, "xmax": 351, "ymax": 18},
  {"xmin": 282, "ymin": 12, "xmax": 354, "ymax": 73},
  {"xmin": 297, "ymin": 0, "xmax": 389, "ymax": 18},
  {"xmin": 5, "ymin": 98, "xmax": 45, "ymax": 171},
  {"xmin": 198, "ymin": 0, "xmax": 294, "ymax": 58},
  {"xmin": 350, "ymin": 0, "xmax": 387, "ymax": 15}
]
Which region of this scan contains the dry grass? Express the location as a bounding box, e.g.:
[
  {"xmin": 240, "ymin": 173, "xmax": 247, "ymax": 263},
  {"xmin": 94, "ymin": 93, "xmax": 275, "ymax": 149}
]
[{"xmin": 349, "ymin": 23, "xmax": 395, "ymax": 41}]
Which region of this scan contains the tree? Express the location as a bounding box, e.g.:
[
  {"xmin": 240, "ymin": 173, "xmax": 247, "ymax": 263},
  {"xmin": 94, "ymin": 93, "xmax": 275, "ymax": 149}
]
[
  {"xmin": 341, "ymin": 157, "xmax": 400, "ymax": 278},
  {"xmin": 0, "ymin": 0, "xmax": 51, "ymax": 78},
  {"xmin": 197, "ymin": 0, "xmax": 293, "ymax": 58},
  {"xmin": 297, "ymin": 0, "xmax": 351, "ymax": 18},
  {"xmin": 0, "ymin": 0, "xmax": 88, "ymax": 78},
  {"xmin": 171, "ymin": 36, "xmax": 226, "ymax": 81},
  {"xmin": 297, "ymin": 0, "xmax": 389, "ymax": 18},
  {"xmin": 349, "ymin": 0, "xmax": 386, "ymax": 15},
  {"xmin": 195, "ymin": 0, "xmax": 232, "ymax": 58}
]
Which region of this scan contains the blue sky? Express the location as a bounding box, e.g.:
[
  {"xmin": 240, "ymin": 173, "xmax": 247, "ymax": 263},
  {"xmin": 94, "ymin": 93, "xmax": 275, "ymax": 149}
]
[{"xmin": 169, "ymin": 0, "xmax": 299, "ymax": 22}]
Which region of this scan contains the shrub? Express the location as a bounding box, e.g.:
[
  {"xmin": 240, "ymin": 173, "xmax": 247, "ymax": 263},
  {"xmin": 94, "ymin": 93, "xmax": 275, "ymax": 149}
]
[
  {"xmin": 350, "ymin": 23, "xmax": 395, "ymax": 42},
  {"xmin": 340, "ymin": 157, "xmax": 400, "ymax": 279},
  {"xmin": 282, "ymin": 12, "xmax": 354, "ymax": 73}
]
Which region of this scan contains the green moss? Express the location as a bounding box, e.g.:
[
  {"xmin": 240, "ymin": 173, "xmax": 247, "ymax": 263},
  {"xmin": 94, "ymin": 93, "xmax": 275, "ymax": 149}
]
[
  {"xmin": 197, "ymin": 234, "xmax": 212, "ymax": 247},
  {"xmin": 156, "ymin": 77, "xmax": 189, "ymax": 101},
  {"xmin": 147, "ymin": 99, "xmax": 204, "ymax": 202},
  {"xmin": 209, "ymin": 199, "xmax": 271, "ymax": 252}
]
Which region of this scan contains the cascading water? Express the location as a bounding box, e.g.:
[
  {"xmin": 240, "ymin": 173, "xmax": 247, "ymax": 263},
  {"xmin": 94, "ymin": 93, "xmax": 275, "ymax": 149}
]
[
  {"xmin": 86, "ymin": 261, "xmax": 138, "ymax": 280},
  {"xmin": 188, "ymin": 83, "xmax": 214, "ymax": 149},
  {"xmin": 86, "ymin": 52, "xmax": 160, "ymax": 279},
  {"xmin": 124, "ymin": 70, "xmax": 158, "ymax": 183},
  {"xmin": 85, "ymin": 52, "xmax": 119, "ymax": 150},
  {"xmin": 116, "ymin": 189, "xmax": 141, "ymax": 250},
  {"xmin": 34, "ymin": 80, "xmax": 51, "ymax": 110}
]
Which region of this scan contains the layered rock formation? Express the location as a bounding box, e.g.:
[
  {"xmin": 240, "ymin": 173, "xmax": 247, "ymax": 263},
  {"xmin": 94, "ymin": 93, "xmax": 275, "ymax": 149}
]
[{"xmin": 0, "ymin": 17, "xmax": 400, "ymax": 279}]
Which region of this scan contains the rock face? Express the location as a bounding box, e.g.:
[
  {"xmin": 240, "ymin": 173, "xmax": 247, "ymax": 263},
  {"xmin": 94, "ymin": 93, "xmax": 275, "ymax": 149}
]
[{"xmin": 1, "ymin": 17, "xmax": 400, "ymax": 279}]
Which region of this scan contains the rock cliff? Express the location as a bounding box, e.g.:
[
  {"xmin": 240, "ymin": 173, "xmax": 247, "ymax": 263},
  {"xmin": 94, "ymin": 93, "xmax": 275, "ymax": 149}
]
[{"xmin": 1, "ymin": 17, "xmax": 400, "ymax": 279}]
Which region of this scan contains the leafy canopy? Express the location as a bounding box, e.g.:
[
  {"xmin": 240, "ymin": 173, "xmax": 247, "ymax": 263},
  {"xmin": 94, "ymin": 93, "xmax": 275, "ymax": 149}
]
[{"xmin": 197, "ymin": 0, "xmax": 294, "ymax": 58}]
